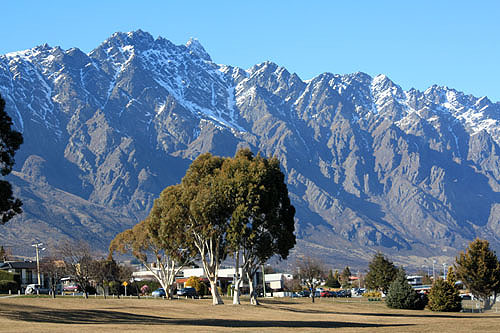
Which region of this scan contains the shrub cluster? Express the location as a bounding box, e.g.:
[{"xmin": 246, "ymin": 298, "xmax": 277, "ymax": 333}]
[
  {"xmin": 0, "ymin": 270, "xmax": 18, "ymax": 282},
  {"xmin": 386, "ymin": 270, "xmax": 427, "ymax": 310},
  {"xmin": 0, "ymin": 280, "xmax": 18, "ymax": 293}
]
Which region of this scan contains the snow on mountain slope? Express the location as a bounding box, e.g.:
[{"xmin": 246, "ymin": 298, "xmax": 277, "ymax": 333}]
[{"xmin": 1, "ymin": 30, "xmax": 500, "ymax": 266}]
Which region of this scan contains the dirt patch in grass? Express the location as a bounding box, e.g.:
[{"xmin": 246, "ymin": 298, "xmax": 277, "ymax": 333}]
[{"xmin": 0, "ymin": 296, "xmax": 499, "ymax": 332}]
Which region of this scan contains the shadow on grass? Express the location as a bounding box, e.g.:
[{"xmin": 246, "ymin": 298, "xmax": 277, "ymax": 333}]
[
  {"xmin": 268, "ymin": 305, "xmax": 500, "ymax": 319},
  {"xmin": 0, "ymin": 306, "xmax": 412, "ymax": 329}
]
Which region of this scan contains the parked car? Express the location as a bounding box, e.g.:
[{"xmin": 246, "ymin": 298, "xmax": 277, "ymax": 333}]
[
  {"xmin": 335, "ymin": 289, "xmax": 351, "ymax": 298},
  {"xmin": 177, "ymin": 287, "xmax": 197, "ymax": 298},
  {"xmin": 460, "ymin": 293, "xmax": 472, "ymax": 300},
  {"xmin": 354, "ymin": 288, "xmax": 366, "ymax": 296},
  {"xmin": 296, "ymin": 290, "xmax": 309, "ymax": 297},
  {"xmin": 320, "ymin": 290, "xmax": 332, "ymax": 297},
  {"xmin": 152, "ymin": 288, "xmax": 166, "ymax": 297},
  {"xmin": 63, "ymin": 284, "xmax": 79, "ymax": 293},
  {"xmin": 25, "ymin": 284, "xmax": 49, "ymax": 295}
]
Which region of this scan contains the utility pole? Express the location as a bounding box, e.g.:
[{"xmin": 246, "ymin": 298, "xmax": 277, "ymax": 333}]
[
  {"xmin": 32, "ymin": 243, "xmax": 44, "ymax": 285},
  {"xmin": 442, "ymin": 263, "xmax": 446, "ymax": 280},
  {"xmin": 432, "ymin": 260, "xmax": 436, "ymax": 281}
]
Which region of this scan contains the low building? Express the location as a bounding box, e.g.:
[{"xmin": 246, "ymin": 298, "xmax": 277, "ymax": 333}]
[
  {"xmin": 407, "ymin": 275, "xmax": 423, "ymax": 286},
  {"xmin": 0, "ymin": 261, "xmax": 44, "ymax": 288}
]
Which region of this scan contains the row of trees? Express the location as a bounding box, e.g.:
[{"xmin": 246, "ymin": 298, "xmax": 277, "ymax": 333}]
[
  {"xmin": 365, "ymin": 238, "xmax": 500, "ymax": 311},
  {"xmin": 324, "ymin": 267, "xmax": 353, "ymax": 289},
  {"xmin": 110, "ymin": 149, "xmax": 296, "ymax": 305},
  {"xmin": 39, "ymin": 241, "xmax": 133, "ymax": 299}
]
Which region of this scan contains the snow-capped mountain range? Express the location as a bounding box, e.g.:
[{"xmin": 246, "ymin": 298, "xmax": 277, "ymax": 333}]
[{"xmin": 1, "ymin": 30, "xmax": 499, "ymax": 268}]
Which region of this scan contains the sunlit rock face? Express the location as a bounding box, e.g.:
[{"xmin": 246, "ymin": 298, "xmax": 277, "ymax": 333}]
[{"xmin": 1, "ymin": 30, "xmax": 499, "ymax": 267}]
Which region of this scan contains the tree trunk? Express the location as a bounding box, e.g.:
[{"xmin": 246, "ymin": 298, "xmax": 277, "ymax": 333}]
[
  {"xmin": 168, "ymin": 284, "xmax": 176, "ymax": 300},
  {"xmin": 247, "ymin": 273, "xmax": 259, "ymax": 305},
  {"xmin": 209, "ymin": 279, "xmax": 224, "ymax": 305},
  {"xmin": 493, "ymin": 291, "xmax": 498, "ymax": 307},
  {"xmin": 233, "ymin": 251, "xmax": 241, "ymax": 305},
  {"xmin": 159, "ymin": 281, "xmax": 171, "ymax": 299},
  {"xmin": 483, "ymin": 296, "xmax": 491, "ymax": 310},
  {"xmin": 233, "ymin": 277, "xmax": 242, "ymax": 305}
]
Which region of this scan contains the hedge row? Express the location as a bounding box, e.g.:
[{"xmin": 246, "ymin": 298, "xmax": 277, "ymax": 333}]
[
  {"xmin": 0, "ymin": 280, "xmax": 19, "ymax": 293},
  {"xmin": 0, "ymin": 270, "xmax": 19, "ymax": 282}
]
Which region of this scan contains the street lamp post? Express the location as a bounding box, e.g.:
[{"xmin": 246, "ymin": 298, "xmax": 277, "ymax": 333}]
[{"xmin": 32, "ymin": 243, "xmax": 44, "ymax": 285}]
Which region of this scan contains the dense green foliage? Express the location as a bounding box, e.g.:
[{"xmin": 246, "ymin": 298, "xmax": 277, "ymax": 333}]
[
  {"xmin": 455, "ymin": 238, "xmax": 500, "ymax": 309},
  {"xmin": 0, "ymin": 280, "xmax": 18, "ymax": 293},
  {"xmin": 0, "ymin": 95, "xmax": 23, "ymax": 224},
  {"xmin": 427, "ymin": 278, "xmax": 462, "ymax": 312},
  {"xmin": 324, "ymin": 269, "xmax": 340, "ymax": 288},
  {"xmin": 134, "ymin": 149, "xmax": 295, "ymax": 305},
  {"xmin": 223, "ymin": 149, "xmax": 296, "ymax": 305},
  {"xmin": 386, "ymin": 269, "xmax": 426, "ymax": 310},
  {"xmin": 186, "ymin": 276, "xmax": 208, "ymax": 296},
  {"xmin": 340, "ymin": 266, "xmax": 352, "ymax": 288},
  {"xmin": 365, "ymin": 252, "xmax": 398, "ymax": 293},
  {"xmin": 0, "ymin": 269, "xmax": 18, "ymax": 282}
]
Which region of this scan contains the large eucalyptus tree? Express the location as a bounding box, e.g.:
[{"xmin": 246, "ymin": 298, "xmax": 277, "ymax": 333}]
[{"xmin": 224, "ymin": 149, "xmax": 296, "ymax": 305}]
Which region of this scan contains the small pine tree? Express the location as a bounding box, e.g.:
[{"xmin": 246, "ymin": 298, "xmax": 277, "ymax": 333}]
[
  {"xmin": 428, "ymin": 278, "xmax": 462, "ymax": 312},
  {"xmin": 446, "ymin": 266, "xmax": 457, "ymax": 285},
  {"xmin": 340, "ymin": 266, "xmax": 352, "ymax": 288},
  {"xmin": 386, "ymin": 269, "xmax": 425, "ymax": 310},
  {"xmin": 325, "ymin": 269, "xmax": 341, "ymax": 288},
  {"xmin": 365, "ymin": 252, "xmax": 398, "ymax": 293}
]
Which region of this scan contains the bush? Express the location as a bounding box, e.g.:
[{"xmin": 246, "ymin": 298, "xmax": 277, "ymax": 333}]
[
  {"xmin": 363, "ymin": 291, "xmax": 381, "ymax": 298},
  {"xmin": 140, "ymin": 285, "xmax": 150, "ymax": 295},
  {"xmin": 428, "ymin": 278, "xmax": 462, "ymax": 312},
  {"xmin": 108, "ymin": 281, "xmax": 121, "ymax": 295},
  {"xmin": 0, "ymin": 280, "xmax": 18, "ymax": 293},
  {"xmin": 0, "ymin": 270, "xmax": 18, "ymax": 282},
  {"xmin": 186, "ymin": 276, "xmax": 206, "ymax": 296},
  {"xmin": 134, "ymin": 280, "xmax": 161, "ymax": 292},
  {"xmin": 85, "ymin": 285, "xmax": 97, "ymax": 295},
  {"xmin": 386, "ymin": 270, "xmax": 426, "ymax": 310}
]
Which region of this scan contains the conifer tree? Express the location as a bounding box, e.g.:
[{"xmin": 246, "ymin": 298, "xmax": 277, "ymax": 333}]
[
  {"xmin": 365, "ymin": 252, "xmax": 398, "ymax": 293},
  {"xmin": 325, "ymin": 269, "xmax": 340, "ymax": 288},
  {"xmin": 386, "ymin": 268, "xmax": 425, "ymax": 310},
  {"xmin": 455, "ymin": 238, "xmax": 500, "ymax": 309},
  {"xmin": 340, "ymin": 266, "xmax": 352, "ymax": 288},
  {"xmin": 427, "ymin": 278, "xmax": 462, "ymax": 312}
]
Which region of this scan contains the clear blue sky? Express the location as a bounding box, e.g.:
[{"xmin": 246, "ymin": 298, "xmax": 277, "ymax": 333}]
[{"xmin": 2, "ymin": 1, "xmax": 499, "ymax": 101}]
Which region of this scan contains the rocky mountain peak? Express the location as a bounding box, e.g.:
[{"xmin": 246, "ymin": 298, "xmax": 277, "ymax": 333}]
[
  {"xmin": 1, "ymin": 31, "xmax": 500, "ymax": 267},
  {"xmin": 185, "ymin": 37, "xmax": 211, "ymax": 61}
]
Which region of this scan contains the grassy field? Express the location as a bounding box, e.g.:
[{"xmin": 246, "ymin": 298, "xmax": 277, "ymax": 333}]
[{"xmin": 0, "ymin": 296, "xmax": 499, "ymax": 332}]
